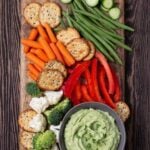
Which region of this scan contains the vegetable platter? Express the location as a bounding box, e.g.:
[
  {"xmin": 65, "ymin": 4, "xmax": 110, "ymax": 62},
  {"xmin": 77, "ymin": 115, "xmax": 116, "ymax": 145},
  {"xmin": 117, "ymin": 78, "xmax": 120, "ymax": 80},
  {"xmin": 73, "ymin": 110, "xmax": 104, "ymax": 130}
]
[{"xmin": 19, "ymin": 0, "xmax": 133, "ymax": 150}]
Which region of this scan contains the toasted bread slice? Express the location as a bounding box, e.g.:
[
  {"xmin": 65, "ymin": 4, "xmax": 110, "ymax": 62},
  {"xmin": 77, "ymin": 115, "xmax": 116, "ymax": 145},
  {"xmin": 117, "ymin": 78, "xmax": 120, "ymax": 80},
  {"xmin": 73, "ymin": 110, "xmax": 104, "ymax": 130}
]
[
  {"xmin": 115, "ymin": 101, "xmax": 130, "ymax": 122},
  {"xmin": 18, "ymin": 109, "xmax": 37, "ymax": 132},
  {"xmin": 83, "ymin": 41, "xmax": 96, "ymax": 61},
  {"xmin": 56, "ymin": 28, "xmax": 80, "ymax": 45},
  {"xmin": 44, "ymin": 60, "xmax": 67, "ymax": 77},
  {"xmin": 24, "ymin": 3, "xmax": 41, "ymax": 27},
  {"xmin": 40, "ymin": 2, "xmax": 61, "ymax": 28},
  {"xmin": 66, "ymin": 38, "xmax": 90, "ymax": 61},
  {"xmin": 38, "ymin": 69, "xmax": 64, "ymax": 90},
  {"xmin": 20, "ymin": 130, "xmax": 35, "ymax": 149}
]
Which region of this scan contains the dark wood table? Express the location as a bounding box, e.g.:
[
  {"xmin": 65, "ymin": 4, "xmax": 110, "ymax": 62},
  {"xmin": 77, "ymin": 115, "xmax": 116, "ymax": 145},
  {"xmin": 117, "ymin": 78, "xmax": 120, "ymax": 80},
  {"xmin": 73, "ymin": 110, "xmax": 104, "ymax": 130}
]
[{"xmin": 0, "ymin": 0, "xmax": 150, "ymax": 150}]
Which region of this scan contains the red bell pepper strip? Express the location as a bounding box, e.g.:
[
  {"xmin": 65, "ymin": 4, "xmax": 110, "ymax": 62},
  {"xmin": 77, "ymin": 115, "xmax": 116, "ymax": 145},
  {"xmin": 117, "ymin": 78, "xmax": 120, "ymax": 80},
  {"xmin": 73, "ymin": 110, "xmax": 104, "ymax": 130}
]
[
  {"xmin": 75, "ymin": 81, "xmax": 82, "ymax": 101},
  {"xmin": 84, "ymin": 69, "xmax": 95, "ymax": 99},
  {"xmin": 91, "ymin": 58, "xmax": 103, "ymax": 102},
  {"xmin": 99, "ymin": 68, "xmax": 116, "ymax": 108},
  {"xmin": 96, "ymin": 51, "xmax": 115, "ymax": 95},
  {"xmin": 111, "ymin": 68, "xmax": 121, "ymax": 102},
  {"xmin": 64, "ymin": 61, "xmax": 91, "ymax": 98},
  {"xmin": 81, "ymin": 85, "xmax": 92, "ymax": 102}
]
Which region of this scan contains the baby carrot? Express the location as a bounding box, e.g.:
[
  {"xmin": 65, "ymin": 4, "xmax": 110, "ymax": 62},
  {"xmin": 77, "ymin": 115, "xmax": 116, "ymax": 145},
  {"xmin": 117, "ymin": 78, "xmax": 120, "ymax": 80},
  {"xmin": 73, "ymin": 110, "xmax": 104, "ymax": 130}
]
[
  {"xmin": 27, "ymin": 64, "xmax": 40, "ymax": 77},
  {"xmin": 37, "ymin": 24, "xmax": 50, "ymax": 43},
  {"xmin": 50, "ymin": 43, "xmax": 65, "ymax": 64},
  {"xmin": 26, "ymin": 52, "xmax": 45, "ymax": 68},
  {"xmin": 43, "ymin": 23, "xmax": 57, "ymax": 43},
  {"xmin": 30, "ymin": 48, "xmax": 36, "ymax": 53},
  {"xmin": 34, "ymin": 64, "xmax": 42, "ymax": 72},
  {"xmin": 27, "ymin": 71, "xmax": 38, "ymax": 81},
  {"xmin": 56, "ymin": 41, "xmax": 75, "ymax": 66},
  {"xmin": 22, "ymin": 39, "xmax": 43, "ymax": 49},
  {"xmin": 24, "ymin": 29, "xmax": 38, "ymax": 53},
  {"xmin": 32, "ymin": 49, "xmax": 49, "ymax": 62},
  {"xmin": 39, "ymin": 37, "xmax": 56, "ymax": 60}
]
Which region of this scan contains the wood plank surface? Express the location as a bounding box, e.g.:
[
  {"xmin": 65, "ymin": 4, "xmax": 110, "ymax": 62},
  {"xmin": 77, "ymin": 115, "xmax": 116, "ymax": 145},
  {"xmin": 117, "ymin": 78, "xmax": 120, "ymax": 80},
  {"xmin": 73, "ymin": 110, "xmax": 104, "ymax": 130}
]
[{"xmin": 0, "ymin": 0, "xmax": 150, "ymax": 150}]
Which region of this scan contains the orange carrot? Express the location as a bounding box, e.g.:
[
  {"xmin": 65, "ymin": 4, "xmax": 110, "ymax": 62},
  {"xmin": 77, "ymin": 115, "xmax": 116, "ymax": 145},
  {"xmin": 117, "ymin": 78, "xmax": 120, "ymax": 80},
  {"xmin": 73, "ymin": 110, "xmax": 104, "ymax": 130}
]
[
  {"xmin": 27, "ymin": 71, "xmax": 38, "ymax": 81},
  {"xmin": 33, "ymin": 49, "xmax": 49, "ymax": 62},
  {"xmin": 30, "ymin": 48, "xmax": 36, "ymax": 53},
  {"xmin": 26, "ymin": 52, "xmax": 45, "ymax": 68},
  {"xmin": 22, "ymin": 39, "xmax": 43, "ymax": 49},
  {"xmin": 39, "ymin": 37, "xmax": 56, "ymax": 60},
  {"xmin": 43, "ymin": 23, "xmax": 57, "ymax": 43},
  {"xmin": 37, "ymin": 25, "xmax": 50, "ymax": 42},
  {"xmin": 24, "ymin": 29, "xmax": 38, "ymax": 53},
  {"xmin": 50, "ymin": 43, "xmax": 65, "ymax": 64},
  {"xmin": 28, "ymin": 64, "xmax": 40, "ymax": 77},
  {"xmin": 56, "ymin": 41, "xmax": 75, "ymax": 66},
  {"xmin": 34, "ymin": 64, "xmax": 42, "ymax": 72}
]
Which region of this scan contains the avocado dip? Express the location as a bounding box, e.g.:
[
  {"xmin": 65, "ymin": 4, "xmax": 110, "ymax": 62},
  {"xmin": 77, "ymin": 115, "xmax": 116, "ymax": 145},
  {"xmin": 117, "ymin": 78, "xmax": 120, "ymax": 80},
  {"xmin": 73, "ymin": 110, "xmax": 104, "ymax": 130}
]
[{"xmin": 64, "ymin": 109, "xmax": 120, "ymax": 150}]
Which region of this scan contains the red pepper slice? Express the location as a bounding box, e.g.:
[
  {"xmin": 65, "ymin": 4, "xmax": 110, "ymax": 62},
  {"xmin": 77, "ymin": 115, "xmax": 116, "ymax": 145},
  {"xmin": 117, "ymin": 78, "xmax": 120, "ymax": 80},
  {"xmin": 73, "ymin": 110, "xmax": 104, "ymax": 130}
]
[
  {"xmin": 99, "ymin": 68, "xmax": 116, "ymax": 108},
  {"xmin": 111, "ymin": 68, "xmax": 121, "ymax": 102},
  {"xmin": 81, "ymin": 85, "xmax": 92, "ymax": 102},
  {"xmin": 96, "ymin": 51, "xmax": 115, "ymax": 95},
  {"xmin": 84, "ymin": 69, "xmax": 95, "ymax": 99},
  {"xmin": 75, "ymin": 81, "xmax": 82, "ymax": 101},
  {"xmin": 64, "ymin": 61, "xmax": 91, "ymax": 98},
  {"xmin": 91, "ymin": 58, "xmax": 103, "ymax": 102}
]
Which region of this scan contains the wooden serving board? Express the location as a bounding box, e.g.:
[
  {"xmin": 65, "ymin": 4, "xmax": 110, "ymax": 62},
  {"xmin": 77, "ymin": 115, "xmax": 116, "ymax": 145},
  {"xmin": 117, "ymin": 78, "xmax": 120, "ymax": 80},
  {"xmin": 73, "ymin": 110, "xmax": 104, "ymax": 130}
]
[{"xmin": 20, "ymin": 0, "xmax": 125, "ymax": 149}]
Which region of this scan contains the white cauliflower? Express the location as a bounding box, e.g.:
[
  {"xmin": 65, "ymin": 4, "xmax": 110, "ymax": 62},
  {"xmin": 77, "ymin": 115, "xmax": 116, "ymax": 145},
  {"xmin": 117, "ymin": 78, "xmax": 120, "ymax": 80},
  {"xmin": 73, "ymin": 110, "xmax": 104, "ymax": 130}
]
[
  {"xmin": 29, "ymin": 114, "xmax": 46, "ymax": 132},
  {"xmin": 29, "ymin": 97, "xmax": 49, "ymax": 113},
  {"xmin": 44, "ymin": 90, "xmax": 63, "ymax": 105}
]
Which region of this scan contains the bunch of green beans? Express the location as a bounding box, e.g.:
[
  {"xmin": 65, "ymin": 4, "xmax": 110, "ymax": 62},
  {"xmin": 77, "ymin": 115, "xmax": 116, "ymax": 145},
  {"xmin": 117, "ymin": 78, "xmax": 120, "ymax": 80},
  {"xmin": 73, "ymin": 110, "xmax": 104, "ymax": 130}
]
[{"xmin": 63, "ymin": 0, "xmax": 134, "ymax": 64}]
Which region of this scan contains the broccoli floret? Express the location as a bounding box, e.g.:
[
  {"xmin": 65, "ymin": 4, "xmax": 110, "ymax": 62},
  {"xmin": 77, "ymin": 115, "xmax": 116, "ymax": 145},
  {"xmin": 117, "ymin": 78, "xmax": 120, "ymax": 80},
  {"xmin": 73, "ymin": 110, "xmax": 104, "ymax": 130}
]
[
  {"xmin": 33, "ymin": 130, "xmax": 56, "ymax": 150},
  {"xmin": 26, "ymin": 82, "xmax": 42, "ymax": 97},
  {"xmin": 44, "ymin": 109, "xmax": 63, "ymax": 125},
  {"xmin": 44, "ymin": 98, "xmax": 72, "ymax": 125},
  {"xmin": 55, "ymin": 98, "xmax": 72, "ymax": 114}
]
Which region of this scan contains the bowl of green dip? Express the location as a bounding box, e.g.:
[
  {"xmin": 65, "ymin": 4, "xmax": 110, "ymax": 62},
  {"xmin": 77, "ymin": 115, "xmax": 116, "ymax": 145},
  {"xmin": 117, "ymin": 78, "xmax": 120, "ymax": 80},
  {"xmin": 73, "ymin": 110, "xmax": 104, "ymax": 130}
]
[{"xmin": 59, "ymin": 102, "xmax": 126, "ymax": 150}]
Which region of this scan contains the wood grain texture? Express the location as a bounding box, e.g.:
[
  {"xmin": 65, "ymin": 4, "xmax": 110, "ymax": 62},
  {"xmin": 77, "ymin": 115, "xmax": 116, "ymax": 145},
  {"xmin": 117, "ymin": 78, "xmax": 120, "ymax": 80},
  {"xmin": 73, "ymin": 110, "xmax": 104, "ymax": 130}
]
[
  {"xmin": 125, "ymin": 0, "xmax": 150, "ymax": 150},
  {"xmin": 0, "ymin": 0, "xmax": 150, "ymax": 150}
]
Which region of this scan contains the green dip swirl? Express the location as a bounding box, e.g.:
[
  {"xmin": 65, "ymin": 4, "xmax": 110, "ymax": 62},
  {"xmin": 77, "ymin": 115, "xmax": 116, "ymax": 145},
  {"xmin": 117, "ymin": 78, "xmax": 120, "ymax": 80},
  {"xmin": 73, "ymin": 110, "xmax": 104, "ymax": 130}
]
[{"xmin": 64, "ymin": 109, "xmax": 120, "ymax": 150}]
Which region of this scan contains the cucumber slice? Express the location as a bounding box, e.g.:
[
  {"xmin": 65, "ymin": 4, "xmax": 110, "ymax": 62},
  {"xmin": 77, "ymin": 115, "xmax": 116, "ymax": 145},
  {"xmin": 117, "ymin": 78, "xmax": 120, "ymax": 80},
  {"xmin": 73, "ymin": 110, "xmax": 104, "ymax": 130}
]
[
  {"xmin": 109, "ymin": 7, "xmax": 121, "ymax": 20},
  {"xmin": 101, "ymin": 5, "xmax": 109, "ymax": 12},
  {"xmin": 61, "ymin": 0, "xmax": 72, "ymax": 4},
  {"xmin": 85, "ymin": 0, "xmax": 99, "ymax": 7},
  {"xmin": 102, "ymin": 0, "xmax": 114, "ymax": 9}
]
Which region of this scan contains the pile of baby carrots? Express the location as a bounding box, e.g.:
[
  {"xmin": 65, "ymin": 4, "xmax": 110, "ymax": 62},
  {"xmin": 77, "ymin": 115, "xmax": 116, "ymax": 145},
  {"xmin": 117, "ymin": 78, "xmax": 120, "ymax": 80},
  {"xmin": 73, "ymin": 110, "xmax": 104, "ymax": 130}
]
[{"xmin": 21, "ymin": 23, "xmax": 75, "ymax": 81}]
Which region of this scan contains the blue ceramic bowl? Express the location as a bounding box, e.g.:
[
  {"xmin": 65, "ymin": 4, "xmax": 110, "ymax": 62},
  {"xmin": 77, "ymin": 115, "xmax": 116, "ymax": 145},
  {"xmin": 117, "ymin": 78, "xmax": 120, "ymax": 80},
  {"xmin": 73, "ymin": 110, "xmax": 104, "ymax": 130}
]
[{"xmin": 59, "ymin": 102, "xmax": 126, "ymax": 150}]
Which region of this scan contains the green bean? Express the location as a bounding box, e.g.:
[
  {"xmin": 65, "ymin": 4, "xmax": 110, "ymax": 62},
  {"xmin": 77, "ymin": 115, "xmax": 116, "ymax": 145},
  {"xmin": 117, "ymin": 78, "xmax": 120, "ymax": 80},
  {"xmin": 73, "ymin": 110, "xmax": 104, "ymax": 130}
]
[
  {"xmin": 73, "ymin": 9, "xmax": 118, "ymax": 29},
  {"xmin": 73, "ymin": 12, "xmax": 124, "ymax": 40},
  {"xmin": 76, "ymin": 20, "xmax": 122, "ymax": 64},
  {"xmin": 75, "ymin": 13, "xmax": 132, "ymax": 51},
  {"xmin": 80, "ymin": 0, "xmax": 134, "ymax": 31}
]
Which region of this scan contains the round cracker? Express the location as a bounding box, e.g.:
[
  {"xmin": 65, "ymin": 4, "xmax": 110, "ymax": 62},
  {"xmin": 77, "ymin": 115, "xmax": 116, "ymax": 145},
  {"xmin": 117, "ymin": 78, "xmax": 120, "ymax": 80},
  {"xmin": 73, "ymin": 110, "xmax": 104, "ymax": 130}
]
[
  {"xmin": 38, "ymin": 69, "xmax": 64, "ymax": 91},
  {"xmin": 18, "ymin": 109, "xmax": 37, "ymax": 132},
  {"xmin": 24, "ymin": 3, "xmax": 41, "ymax": 27},
  {"xmin": 83, "ymin": 41, "xmax": 96, "ymax": 61},
  {"xmin": 115, "ymin": 101, "xmax": 130, "ymax": 122},
  {"xmin": 39, "ymin": 2, "xmax": 61, "ymax": 28},
  {"xmin": 66, "ymin": 38, "xmax": 90, "ymax": 61},
  {"xmin": 56, "ymin": 28, "xmax": 80, "ymax": 45},
  {"xmin": 20, "ymin": 130, "xmax": 35, "ymax": 149},
  {"xmin": 44, "ymin": 60, "xmax": 67, "ymax": 77}
]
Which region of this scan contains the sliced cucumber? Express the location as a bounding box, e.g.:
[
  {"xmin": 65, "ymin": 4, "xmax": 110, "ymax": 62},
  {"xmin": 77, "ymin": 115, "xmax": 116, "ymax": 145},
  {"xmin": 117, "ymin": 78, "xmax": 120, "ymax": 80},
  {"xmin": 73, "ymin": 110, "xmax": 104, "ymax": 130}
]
[
  {"xmin": 85, "ymin": 0, "xmax": 99, "ymax": 7},
  {"xmin": 109, "ymin": 7, "xmax": 121, "ymax": 20},
  {"xmin": 61, "ymin": 0, "xmax": 72, "ymax": 4},
  {"xmin": 101, "ymin": 5, "xmax": 109, "ymax": 12},
  {"xmin": 102, "ymin": 0, "xmax": 114, "ymax": 9}
]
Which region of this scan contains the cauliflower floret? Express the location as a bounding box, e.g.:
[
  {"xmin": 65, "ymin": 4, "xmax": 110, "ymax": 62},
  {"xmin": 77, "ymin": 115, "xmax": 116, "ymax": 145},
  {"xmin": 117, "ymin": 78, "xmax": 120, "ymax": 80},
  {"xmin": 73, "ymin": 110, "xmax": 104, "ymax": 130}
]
[
  {"xmin": 50, "ymin": 125, "xmax": 60, "ymax": 142},
  {"xmin": 29, "ymin": 114, "xmax": 47, "ymax": 132},
  {"xmin": 29, "ymin": 97, "xmax": 49, "ymax": 113},
  {"xmin": 44, "ymin": 90, "xmax": 63, "ymax": 105}
]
